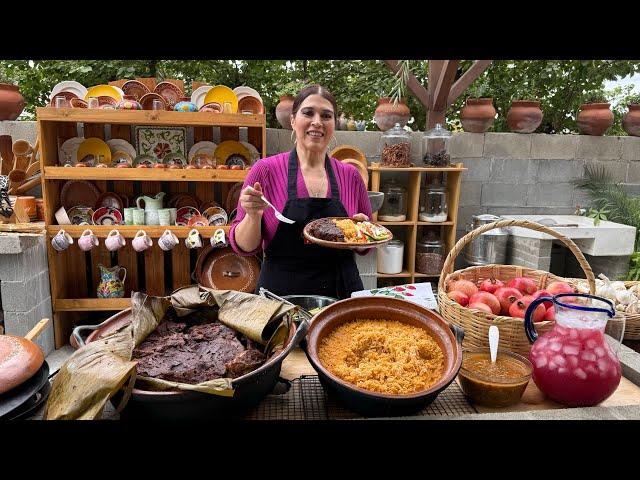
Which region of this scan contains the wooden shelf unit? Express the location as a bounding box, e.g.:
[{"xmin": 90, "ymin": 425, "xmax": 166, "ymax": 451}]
[
  {"xmin": 369, "ymin": 162, "xmax": 465, "ymax": 286},
  {"xmin": 38, "ymin": 107, "xmax": 265, "ymax": 347}
]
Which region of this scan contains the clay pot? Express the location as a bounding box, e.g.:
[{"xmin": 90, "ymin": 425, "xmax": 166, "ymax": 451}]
[
  {"xmin": 576, "ymin": 103, "xmax": 613, "ymax": 136},
  {"xmin": 374, "ymin": 97, "xmax": 410, "ymax": 131},
  {"xmin": 460, "ymin": 98, "xmax": 496, "ymax": 133},
  {"xmin": 0, "ymin": 83, "xmax": 25, "ymax": 121},
  {"xmin": 506, "ymin": 100, "xmax": 543, "ymax": 133},
  {"xmin": 622, "ymin": 104, "xmax": 640, "ymax": 137},
  {"xmin": 275, "ymin": 94, "xmax": 294, "ymax": 129}
]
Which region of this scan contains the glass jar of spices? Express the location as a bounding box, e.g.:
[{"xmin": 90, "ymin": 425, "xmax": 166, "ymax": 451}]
[
  {"xmin": 379, "ymin": 123, "xmax": 411, "ymax": 168},
  {"xmin": 419, "ymin": 184, "xmax": 448, "ymax": 222},
  {"xmin": 378, "ymin": 179, "xmax": 407, "ymax": 221},
  {"xmin": 422, "ymin": 123, "xmax": 452, "ymax": 167},
  {"xmin": 415, "ymin": 233, "xmax": 444, "ymax": 275}
]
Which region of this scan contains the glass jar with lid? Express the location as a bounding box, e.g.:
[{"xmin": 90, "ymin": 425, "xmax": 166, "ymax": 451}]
[
  {"xmin": 379, "ymin": 123, "xmax": 411, "ymax": 167},
  {"xmin": 419, "ymin": 183, "xmax": 448, "ymax": 222},
  {"xmin": 415, "ymin": 233, "xmax": 444, "ymax": 275},
  {"xmin": 378, "ymin": 179, "xmax": 407, "ymax": 221},
  {"xmin": 377, "ymin": 239, "xmax": 404, "ymax": 274},
  {"xmin": 422, "ymin": 123, "xmax": 452, "ymax": 167}
]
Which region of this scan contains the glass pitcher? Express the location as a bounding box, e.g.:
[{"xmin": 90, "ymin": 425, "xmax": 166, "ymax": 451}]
[{"xmin": 524, "ymin": 293, "xmax": 622, "ymax": 407}]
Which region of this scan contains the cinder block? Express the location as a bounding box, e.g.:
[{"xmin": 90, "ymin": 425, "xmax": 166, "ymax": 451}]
[
  {"xmin": 526, "ymin": 184, "xmax": 574, "ymax": 207},
  {"xmin": 1, "ymin": 277, "xmax": 39, "ymax": 312},
  {"xmin": 459, "ymin": 181, "xmax": 482, "ymax": 206},
  {"xmin": 531, "ymin": 134, "xmax": 578, "ymax": 159},
  {"xmin": 0, "ymin": 120, "xmax": 38, "ymax": 145},
  {"xmin": 277, "ymin": 128, "xmax": 294, "ymax": 153},
  {"xmin": 536, "ymin": 159, "xmax": 585, "ymax": 183},
  {"xmin": 484, "ymin": 133, "xmax": 532, "ymax": 159},
  {"xmin": 621, "ymin": 183, "xmax": 640, "ymax": 196},
  {"xmin": 39, "ymin": 270, "xmax": 52, "ymax": 300},
  {"xmin": 621, "ymin": 136, "xmax": 640, "ymax": 161},
  {"xmin": 449, "ymin": 133, "xmax": 484, "ymax": 158},
  {"xmin": 626, "ymin": 162, "xmax": 640, "ymax": 183},
  {"xmin": 534, "ymin": 206, "xmax": 580, "ymax": 216},
  {"xmin": 489, "ymin": 158, "xmax": 538, "ymax": 184},
  {"xmin": 266, "ymin": 128, "xmax": 279, "ymax": 155},
  {"xmin": 0, "ymin": 252, "xmax": 40, "ymax": 281},
  {"xmin": 481, "ymin": 183, "xmax": 527, "ymax": 207},
  {"xmin": 583, "ymin": 160, "xmax": 628, "ymax": 183},
  {"xmin": 460, "ymin": 157, "xmax": 491, "ymax": 182},
  {"xmin": 576, "ymin": 136, "xmax": 622, "ymax": 161}
]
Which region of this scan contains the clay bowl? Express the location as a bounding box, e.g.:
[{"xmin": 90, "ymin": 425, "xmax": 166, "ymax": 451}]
[
  {"xmin": 200, "ymin": 102, "xmax": 223, "ymax": 113},
  {"xmin": 139, "ymin": 93, "xmax": 167, "ymax": 110},
  {"xmin": 305, "ymin": 296, "xmax": 464, "ymax": 417},
  {"xmin": 237, "ymin": 95, "xmax": 264, "ymax": 114}
]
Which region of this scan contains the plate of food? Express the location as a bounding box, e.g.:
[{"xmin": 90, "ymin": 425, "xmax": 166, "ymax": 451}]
[{"xmin": 303, "ymin": 217, "xmax": 393, "ymax": 249}]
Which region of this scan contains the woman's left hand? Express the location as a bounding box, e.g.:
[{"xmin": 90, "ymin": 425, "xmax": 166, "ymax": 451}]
[{"xmin": 352, "ymin": 213, "xmax": 369, "ymax": 222}]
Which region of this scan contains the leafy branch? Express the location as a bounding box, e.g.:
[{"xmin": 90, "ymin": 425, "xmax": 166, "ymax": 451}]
[{"xmin": 388, "ymin": 60, "xmax": 411, "ymax": 105}]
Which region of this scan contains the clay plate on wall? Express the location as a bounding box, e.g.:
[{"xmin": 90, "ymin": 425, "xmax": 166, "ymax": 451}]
[
  {"xmin": 154, "ymin": 81, "xmax": 183, "ymax": 108},
  {"xmin": 122, "ymin": 80, "xmax": 151, "ymax": 101},
  {"xmin": 195, "ymin": 245, "xmax": 260, "ymax": 293},
  {"xmin": 60, "ymin": 180, "xmax": 101, "ymax": 210}
]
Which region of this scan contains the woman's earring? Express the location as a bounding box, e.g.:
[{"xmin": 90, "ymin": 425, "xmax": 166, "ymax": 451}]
[
  {"xmin": 290, "ymin": 131, "xmax": 296, "ymax": 145},
  {"xmin": 329, "ymin": 135, "xmax": 338, "ymax": 151}
]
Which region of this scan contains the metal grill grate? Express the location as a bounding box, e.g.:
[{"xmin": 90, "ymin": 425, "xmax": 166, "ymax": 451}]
[{"xmin": 244, "ymin": 375, "xmax": 476, "ymax": 420}]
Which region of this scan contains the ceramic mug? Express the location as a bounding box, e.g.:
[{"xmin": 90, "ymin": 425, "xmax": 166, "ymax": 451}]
[
  {"xmin": 78, "ymin": 229, "xmax": 99, "ymax": 251},
  {"xmin": 54, "ymin": 206, "xmax": 71, "ymax": 225},
  {"xmin": 185, "ymin": 228, "xmax": 202, "ymax": 249},
  {"xmin": 105, "ymin": 229, "xmax": 126, "ymax": 251},
  {"xmin": 210, "ymin": 228, "xmax": 228, "ymax": 248},
  {"xmin": 158, "ymin": 229, "xmax": 179, "ymax": 251},
  {"xmin": 144, "ymin": 210, "xmax": 159, "ymax": 226},
  {"xmin": 132, "ymin": 208, "xmax": 145, "ymax": 225},
  {"xmin": 158, "ymin": 209, "xmax": 171, "ymax": 226},
  {"xmin": 51, "ymin": 229, "xmax": 73, "ymax": 251},
  {"xmin": 124, "ymin": 207, "xmax": 135, "ymax": 225},
  {"xmin": 132, "ymin": 229, "xmax": 153, "ymax": 252}
]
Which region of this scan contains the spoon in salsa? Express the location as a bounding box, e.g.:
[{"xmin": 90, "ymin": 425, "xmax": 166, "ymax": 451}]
[{"xmin": 489, "ymin": 325, "xmax": 499, "ymax": 363}]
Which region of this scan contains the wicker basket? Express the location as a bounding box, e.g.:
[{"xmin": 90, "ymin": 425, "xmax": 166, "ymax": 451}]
[{"xmin": 437, "ymin": 219, "xmax": 596, "ymax": 356}]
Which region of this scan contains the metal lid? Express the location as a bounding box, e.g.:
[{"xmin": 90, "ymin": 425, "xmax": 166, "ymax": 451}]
[
  {"xmin": 473, "ymin": 214, "xmax": 501, "ymax": 223},
  {"xmin": 385, "ymin": 239, "xmax": 404, "ymax": 248},
  {"xmin": 381, "ymin": 123, "xmax": 410, "ymax": 139}
]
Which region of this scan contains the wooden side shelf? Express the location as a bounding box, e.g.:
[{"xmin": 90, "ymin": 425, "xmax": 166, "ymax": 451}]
[
  {"xmin": 55, "ymin": 298, "xmax": 132, "ymax": 311},
  {"xmin": 44, "ymin": 166, "xmax": 248, "ymax": 182}
]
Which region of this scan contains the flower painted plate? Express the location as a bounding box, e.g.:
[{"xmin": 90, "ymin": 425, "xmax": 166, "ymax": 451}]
[
  {"xmin": 214, "ymin": 140, "xmax": 251, "ymax": 166},
  {"xmin": 67, "ymin": 206, "xmax": 95, "ymax": 225},
  {"xmin": 49, "ymin": 81, "xmax": 87, "ymax": 102},
  {"xmin": 92, "ymin": 206, "xmax": 123, "ymax": 226},
  {"xmin": 154, "ymin": 81, "xmax": 183, "ymax": 108},
  {"xmin": 176, "ymin": 206, "xmax": 201, "ymax": 226},
  {"xmin": 134, "ymin": 126, "xmax": 187, "ymax": 161},
  {"xmin": 203, "ymin": 85, "xmax": 238, "ymax": 113},
  {"xmin": 191, "ymin": 85, "xmax": 212, "ymax": 109},
  {"xmin": 84, "ymin": 84, "xmax": 122, "ymax": 102},
  {"xmin": 122, "ymin": 80, "xmax": 150, "ymax": 101},
  {"xmin": 162, "ymin": 152, "xmax": 188, "ymax": 168},
  {"xmin": 106, "ymin": 139, "xmax": 137, "ymax": 160}
]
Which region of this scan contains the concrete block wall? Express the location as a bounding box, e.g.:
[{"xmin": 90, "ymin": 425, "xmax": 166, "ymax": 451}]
[{"xmin": 0, "ymin": 233, "xmax": 54, "ymax": 355}]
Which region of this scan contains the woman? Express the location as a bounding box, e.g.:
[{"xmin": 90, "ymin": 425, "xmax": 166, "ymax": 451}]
[{"xmin": 229, "ymin": 84, "xmax": 371, "ymax": 299}]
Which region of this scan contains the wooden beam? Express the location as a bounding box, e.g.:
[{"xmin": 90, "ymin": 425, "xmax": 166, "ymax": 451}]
[
  {"xmin": 383, "ymin": 60, "xmax": 429, "ymax": 109},
  {"xmin": 433, "ymin": 60, "xmax": 460, "ymax": 111},
  {"xmin": 427, "ymin": 60, "xmax": 445, "ymax": 110},
  {"xmin": 447, "ymin": 60, "xmax": 493, "ymax": 107}
]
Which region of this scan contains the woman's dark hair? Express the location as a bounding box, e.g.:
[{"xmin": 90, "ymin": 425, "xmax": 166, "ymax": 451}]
[{"xmin": 291, "ymin": 84, "xmax": 338, "ymax": 125}]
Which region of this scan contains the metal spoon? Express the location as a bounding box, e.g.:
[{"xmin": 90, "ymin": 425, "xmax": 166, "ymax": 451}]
[
  {"xmin": 489, "ymin": 325, "xmax": 499, "ymax": 363},
  {"xmin": 261, "ymin": 195, "xmax": 295, "ymax": 224}
]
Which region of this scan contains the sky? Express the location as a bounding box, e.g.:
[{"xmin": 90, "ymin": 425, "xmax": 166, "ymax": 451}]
[{"xmin": 605, "ymin": 72, "xmax": 640, "ymax": 95}]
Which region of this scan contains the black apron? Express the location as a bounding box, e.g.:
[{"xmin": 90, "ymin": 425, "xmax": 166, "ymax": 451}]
[{"xmin": 256, "ymin": 149, "xmax": 363, "ymax": 299}]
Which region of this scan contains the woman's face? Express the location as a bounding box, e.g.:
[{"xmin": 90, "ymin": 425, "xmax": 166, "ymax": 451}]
[{"xmin": 291, "ymin": 94, "xmax": 335, "ymax": 154}]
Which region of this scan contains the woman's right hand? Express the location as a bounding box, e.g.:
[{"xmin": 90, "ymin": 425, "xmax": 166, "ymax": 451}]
[{"xmin": 239, "ymin": 182, "xmax": 267, "ymax": 217}]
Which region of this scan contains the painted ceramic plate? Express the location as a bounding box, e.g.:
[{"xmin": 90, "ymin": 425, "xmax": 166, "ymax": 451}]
[
  {"xmin": 202, "ymin": 206, "xmax": 228, "ymax": 226},
  {"xmin": 173, "ymin": 194, "xmax": 200, "ymax": 209},
  {"xmin": 49, "ymin": 81, "xmax": 87, "ymax": 102},
  {"xmin": 49, "ymin": 91, "xmax": 78, "ymax": 107},
  {"xmin": 237, "ymin": 95, "xmax": 264, "ymax": 114},
  {"xmin": 233, "ymin": 86, "xmax": 263, "ymax": 105},
  {"xmin": 134, "ymin": 126, "xmax": 187, "ymax": 161},
  {"xmin": 200, "ymin": 102, "xmax": 223, "ymax": 113},
  {"xmin": 84, "ymin": 84, "xmax": 123, "ymax": 102},
  {"xmin": 92, "ymin": 206, "xmax": 123, "ymax": 226},
  {"xmin": 95, "ymin": 192, "xmax": 124, "ymax": 210},
  {"xmin": 214, "ymin": 140, "xmax": 251, "ymax": 166},
  {"xmin": 303, "ymin": 217, "xmax": 393, "ymax": 250},
  {"xmin": 191, "ymin": 85, "xmax": 212, "ymax": 109},
  {"xmin": 187, "ymin": 215, "xmax": 209, "ymax": 227},
  {"xmin": 225, "ymin": 182, "xmax": 243, "ymax": 213},
  {"xmin": 176, "ymin": 206, "xmax": 201, "ymax": 226},
  {"xmin": 203, "ymin": 85, "xmax": 238, "ymax": 113},
  {"xmin": 106, "ymin": 139, "xmax": 137, "ymax": 160},
  {"xmin": 188, "ymin": 141, "xmax": 217, "ymax": 162},
  {"xmin": 122, "ymin": 80, "xmax": 150, "ymax": 101},
  {"xmin": 162, "ymin": 152, "xmax": 187, "ymax": 168},
  {"xmin": 154, "ymin": 81, "xmax": 183, "ymax": 108},
  {"xmin": 77, "ymin": 137, "xmax": 111, "ymax": 166},
  {"xmin": 132, "ymin": 154, "xmax": 156, "ymax": 168},
  {"xmin": 69, "ymin": 98, "xmax": 88, "ymax": 108},
  {"xmin": 58, "ymin": 137, "xmax": 84, "ymax": 166},
  {"xmin": 98, "ymin": 96, "xmax": 117, "ymax": 108},
  {"xmin": 239, "ymin": 141, "xmax": 260, "ymax": 164},
  {"xmin": 67, "ymin": 206, "xmax": 95, "ymax": 225},
  {"xmin": 139, "ymin": 93, "xmax": 166, "ymax": 110}
]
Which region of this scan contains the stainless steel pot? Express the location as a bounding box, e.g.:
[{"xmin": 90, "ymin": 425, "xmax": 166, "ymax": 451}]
[
  {"xmin": 463, "ymin": 214, "xmax": 509, "ymax": 266},
  {"xmin": 282, "ymin": 295, "xmax": 338, "ymax": 312}
]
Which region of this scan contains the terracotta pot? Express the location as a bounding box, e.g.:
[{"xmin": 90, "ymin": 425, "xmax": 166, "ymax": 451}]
[
  {"xmin": 576, "ymin": 103, "xmax": 613, "ymax": 136},
  {"xmin": 460, "ymin": 98, "xmax": 496, "ymax": 133},
  {"xmin": 0, "ymin": 84, "xmax": 25, "ymax": 121},
  {"xmin": 506, "ymin": 100, "xmax": 543, "ymax": 133},
  {"xmin": 374, "ymin": 97, "xmax": 410, "ymax": 131},
  {"xmin": 622, "ymin": 104, "xmax": 640, "ymax": 137},
  {"xmin": 275, "ymin": 94, "xmax": 294, "ymax": 129}
]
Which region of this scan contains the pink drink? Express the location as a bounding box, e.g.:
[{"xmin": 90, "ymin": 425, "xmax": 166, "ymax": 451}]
[{"xmin": 529, "ymin": 324, "xmax": 621, "ymax": 407}]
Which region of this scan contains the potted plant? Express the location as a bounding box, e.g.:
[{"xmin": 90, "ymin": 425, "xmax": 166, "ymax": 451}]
[
  {"xmin": 506, "ymin": 83, "xmax": 543, "ymax": 133},
  {"xmin": 622, "ymin": 93, "xmax": 640, "ymax": 137},
  {"xmin": 576, "ymin": 91, "xmax": 613, "ymax": 136},
  {"xmin": 0, "ymin": 77, "xmax": 25, "ymax": 121},
  {"xmin": 274, "ymin": 80, "xmax": 307, "ymax": 130},
  {"xmin": 460, "ymin": 78, "xmax": 496, "ymax": 133}
]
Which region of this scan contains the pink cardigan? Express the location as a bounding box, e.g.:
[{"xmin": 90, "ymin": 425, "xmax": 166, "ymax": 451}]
[{"xmin": 229, "ymin": 152, "xmax": 372, "ymax": 256}]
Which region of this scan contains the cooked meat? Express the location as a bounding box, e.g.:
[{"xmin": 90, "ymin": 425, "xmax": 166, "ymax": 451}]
[
  {"xmin": 225, "ymin": 349, "xmax": 266, "ymax": 378},
  {"xmin": 308, "ymin": 218, "xmax": 344, "ymax": 242}
]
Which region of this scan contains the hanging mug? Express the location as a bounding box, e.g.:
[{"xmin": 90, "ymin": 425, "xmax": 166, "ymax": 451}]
[
  {"xmin": 105, "ymin": 229, "xmax": 126, "ymax": 251},
  {"xmin": 158, "ymin": 229, "xmax": 179, "ymax": 251},
  {"xmin": 132, "ymin": 229, "xmax": 153, "ymax": 252},
  {"xmin": 51, "ymin": 229, "xmax": 73, "ymax": 251},
  {"xmin": 78, "ymin": 229, "xmax": 99, "ymax": 251},
  {"xmin": 185, "ymin": 228, "xmax": 202, "ymax": 249},
  {"xmin": 210, "ymin": 228, "xmax": 228, "ymax": 248}
]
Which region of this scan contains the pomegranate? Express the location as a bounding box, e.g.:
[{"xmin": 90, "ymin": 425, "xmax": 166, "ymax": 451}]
[
  {"xmin": 468, "ymin": 291, "xmax": 501, "ymax": 315},
  {"xmin": 447, "ymin": 279, "xmax": 478, "ymax": 298},
  {"xmin": 509, "ymin": 295, "xmax": 546, "ymax": 322},
  {"xmin": 531, "ymin": 289, "xmax": 553, "ymax": 309},
  {"xmin": 468, "ymin": 302, "xmax": 493, "ymax": 314},
  {"xmin": 544, "ymin": 306, "xmax": 555, "ymax": 321},
  {"xmin": 507, "ymin": 277, "xmax": 538, "ymax": 295},
  {"xmin": 546, "ymin": 281, "xmax": 576, "ymax": 296},
  {"xmin": 447, "ymin": 291, "xmax": 469, "ymax": 306},
  {"xmin": 479, "ymin": 278, "xmax": 505, "ymax": 294},
  {"xmin": 494, "ymin": 287, "xmax": 523, "ymax": 315}
]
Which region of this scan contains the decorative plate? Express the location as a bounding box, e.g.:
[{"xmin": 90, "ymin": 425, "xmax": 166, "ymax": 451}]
[
  {"xmin": 69, "ymin": 98, "xmax": 88, "ymax": 108},
  {"xmin": 106, "ymin": 139, "xmax": 137, "ymax": 160},
  {"xmin": 49, "ymin": 91, "xmax": 78, "ymax": 107},
  {"xmin": 203, "ymin": 85, "xmax": 238, "ymax": 113},
  {"xmin": 188, "ymin": 141, "xmax": 217, "ymax": 162},
  {"xmin": 187, "ymin": 214, "xmax": 209, "ymax": 227},
  {"xmin": 202, "ymin": 206, "xmax": 228, "ymax": 226},
  {"xmin": 77, "ymin": 137, "xmax": 111, "ymax": 166},
  {"xmin": 134, "ymin": 126, "xmax": 187, "ymax": 161},
  {"xmin": 132, "ymin": 154, "xmax": 156, "ymax": 168},
  {"xmin": 139, "ymin": 93, "xmax": 167, "ymax": 110},
  {"xmin": 199, "ymin": 200, "xmax": 219, "ymax": 212},
  {"xmin": 111, "ymin": 150, "xmax": 133, "ymax": 168},
  {"xmin": 60, "ymin": 180, "xmax": 101, "ymax": 210},
  {"xmin": 239, "ymin": 141, "xmax": 260, "ymax": 164},
  {"xmin": 84, "ymin": 84, "xmax": 122, "ymax": 102},
  {"xmin": 67, "ymin": 206, "xmax": 95, "ymax": 225},
  {"xmin": 214, "ymin": 140, "xmax": 251, "ymax": 166},
  {"xmin": 97, "ymin": 96, "xmax": 117, "ymax": 108},
  {"xmin": 233, "ymin": 86, "xmax": 263, "ymax": 105},
  {"xmin": 58, "ymin": 137, "xmax": 84, "ymax": 166},
  {"xmin": 153, "ymin": 81, "xmax": 183, "ymax": 108},
  {"xmin": 49, "ymin": 81, "xmax": 87, "ymax": 102},
  {"xmin": 95, "ymin": 192, "xmax": 124, "ymax": 210},
  {"xmin": 176, "ymin": 206, "xmax": 201, "ymax": 226},
  {"xmin": 237, "ymin": 95, "xmax": 264, "ymax": 114},
  {"xmin": 303, "ymin": 217, "xmax": 393, "ymax": 250},
  {"xmin": 162, "ymin": 152, "xmax": 188, "ymax": 168},
  {"xmin": 172, "ymin": 194, "xmax": 200, "ymax": 209},
  {"xmin": 199, "ymin": 102, "xmax": 223, "ymax": 113},
  {"xmin": 225, "ymin": 182, "xmax": 243, "ymax": 213},
  {"xmin": 122, "ymin": 80, "xmax": 151, "ymax": 101},
  {"xmin": 191, "ymin": 85, "xmax": 212, "ymax": 109},
  {"xmin": 92, "ymin": 206, "xmax": 123, "ymax": 226}
]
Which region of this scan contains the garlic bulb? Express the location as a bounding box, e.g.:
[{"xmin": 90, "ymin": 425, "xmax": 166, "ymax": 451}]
[
  {"xmin": 612, "ymin": 281, "xmax": 627, "ymax": 291},
  {"xmin": 575, "ymin": 280, "xmax": 591, "ymax": 294},
  {"xmin": 626, "ymin": 301, "xmax": 640, "ymax": 314},
  {"xmin": 615, "ymin": 289, "xmax": 637, "ymax": 306},
  {"xmin": 596, "ymin": 274, "xmax": 618, "ymax": 302},
  {"xmin": 616, "ymin": 303, "xmax": 627, "ymax": 312},
  {"xmin": 630, "ymin": 284, "xmax": 640, "ymax": 296}
]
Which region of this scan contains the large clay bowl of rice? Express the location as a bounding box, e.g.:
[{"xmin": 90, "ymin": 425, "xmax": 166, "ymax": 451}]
[{"xmin": 306, "ymin": 296, "xmax": 464, "ymax": 417}]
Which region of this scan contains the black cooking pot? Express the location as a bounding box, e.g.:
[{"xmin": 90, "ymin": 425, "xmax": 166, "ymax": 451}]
[
  {"xmin": 72, "ymin": 309, "xmax": 307, "ymax": 420},
  {"xmin": 305, "ymin": 296, "xmax": 464, "ymax": 417}
]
